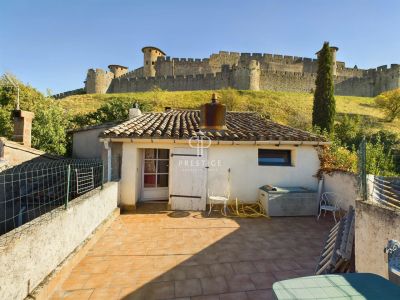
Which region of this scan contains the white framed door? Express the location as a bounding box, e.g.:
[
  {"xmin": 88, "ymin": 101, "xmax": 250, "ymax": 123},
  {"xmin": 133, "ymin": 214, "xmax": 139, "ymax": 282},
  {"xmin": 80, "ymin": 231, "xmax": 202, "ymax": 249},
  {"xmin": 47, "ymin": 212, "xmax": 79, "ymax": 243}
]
[
  {"xmin": 141, "ymin": 148, "xmax": 169, "ymax": 201},
  {"xmin": 170, "ymin": 148, "xmax": 208, "ymax": 211}
]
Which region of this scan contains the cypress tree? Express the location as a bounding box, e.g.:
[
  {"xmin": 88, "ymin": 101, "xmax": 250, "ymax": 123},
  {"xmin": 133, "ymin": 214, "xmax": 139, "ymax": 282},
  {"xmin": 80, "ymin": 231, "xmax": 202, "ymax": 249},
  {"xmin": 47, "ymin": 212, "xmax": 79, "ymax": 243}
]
[{"xmin": 312, "ymin": 42, "xmax": 336, "ymax": 133}]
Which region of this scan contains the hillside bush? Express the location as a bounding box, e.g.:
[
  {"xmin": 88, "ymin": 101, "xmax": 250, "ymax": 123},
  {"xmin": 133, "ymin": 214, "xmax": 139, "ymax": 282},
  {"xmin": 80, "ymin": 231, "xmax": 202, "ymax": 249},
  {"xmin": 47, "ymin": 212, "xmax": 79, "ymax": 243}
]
[
  {"xmin": 375, "ymin": 89, "xmax": 400, "ymax": 122},
  {"xmin": 0, "ymin": 74, "xmax": 68, "ymax": 155}
]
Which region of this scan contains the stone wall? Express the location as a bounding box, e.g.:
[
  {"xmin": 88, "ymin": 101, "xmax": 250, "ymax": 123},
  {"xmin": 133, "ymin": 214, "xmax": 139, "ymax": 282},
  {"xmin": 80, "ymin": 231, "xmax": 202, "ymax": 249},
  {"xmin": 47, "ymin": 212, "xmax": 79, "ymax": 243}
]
[
  {"xmin": 84, "ymin": 50, "xmax": 399, "ymax": 96},
  {"xmin": 336, "ymin": 64, "xmax": 400, "ymax": 97},
  {"xmin": 53, "ymin": 88, "xmax": 85, "ymax": 100},
  {"xmin": 0, "ymin": 182, "xmax": 118, "ymax": 300},
  {"xmin": 355, "ymin": 200, "xmax": 400, "ymax": 278},
  {"xmin": 110, "ymin": 72, "xmax": 232, "ymax": 92}
]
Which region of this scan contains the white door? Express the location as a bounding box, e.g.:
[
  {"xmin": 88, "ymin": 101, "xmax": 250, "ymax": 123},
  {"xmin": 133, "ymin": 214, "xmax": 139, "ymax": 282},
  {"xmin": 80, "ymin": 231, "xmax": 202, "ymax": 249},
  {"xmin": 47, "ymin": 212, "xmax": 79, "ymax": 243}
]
[
  {"xmin": 142, "ymin": 149, "xmax": 169, "ymax": 201},
  {"xmin": 170, "ymin": 148, "xmax": 208, "ymax": 211}
]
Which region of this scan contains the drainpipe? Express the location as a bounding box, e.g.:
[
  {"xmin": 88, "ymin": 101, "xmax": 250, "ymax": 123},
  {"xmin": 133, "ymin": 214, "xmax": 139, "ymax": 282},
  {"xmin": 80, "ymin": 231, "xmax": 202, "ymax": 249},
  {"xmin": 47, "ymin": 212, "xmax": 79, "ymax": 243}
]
[{"xmin": 103, "ymin": 140, "xmax": 112, "ymax": 182}]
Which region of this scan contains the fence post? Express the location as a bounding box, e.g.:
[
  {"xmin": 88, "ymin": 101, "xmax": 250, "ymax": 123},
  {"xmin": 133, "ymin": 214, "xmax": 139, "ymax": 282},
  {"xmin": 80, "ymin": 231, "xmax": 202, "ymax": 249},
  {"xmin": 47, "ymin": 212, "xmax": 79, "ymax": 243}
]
[
  {"xmin": 359, "ymin": 137, "xmax": 368, "ymax": 201},
  {"xmin": 65, "ymin": 164, "xmax": 71, "ymax": 209},
  {"xmin": 101, "ymin": 162, "xmax": 104, "ymax": 190}
]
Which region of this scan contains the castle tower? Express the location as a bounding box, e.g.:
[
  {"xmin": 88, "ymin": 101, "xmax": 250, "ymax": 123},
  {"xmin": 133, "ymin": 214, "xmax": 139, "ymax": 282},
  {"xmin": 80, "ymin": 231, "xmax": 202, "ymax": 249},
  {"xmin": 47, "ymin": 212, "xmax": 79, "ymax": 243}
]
[
  {"xmin": 232, "ymin": 59, "xmax": 260, "ymax": 90},
  {"xmin": 142, "ymin": 46, "xmax": 166, "ymax": 77},
  {"xmin": 330, "ymin": 46, "xmax": 338, "ymax": 76},
  {"xmin": 85, "ymin": 68, "xmax": 114, "ymax": 94},
  {"xmin": 316, "ymin": 45, "xmax": 339, "ymax": 76},
  {"xmin": 108, "ymin": 65, "xmax": 128, "ymax": 78}
]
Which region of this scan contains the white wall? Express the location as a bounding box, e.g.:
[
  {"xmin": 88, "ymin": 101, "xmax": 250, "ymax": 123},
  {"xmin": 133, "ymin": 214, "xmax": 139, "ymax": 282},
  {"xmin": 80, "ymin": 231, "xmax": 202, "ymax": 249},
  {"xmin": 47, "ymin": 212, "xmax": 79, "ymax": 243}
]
[
  {"xmin": 0, "ymin": 182, "xmax": 118, "ymax": 300},
  {"xmin": 208, "ymin": 144, "xmax": 320, "ymax": 202},
  {"xmin": 119, "ymin": 141, "xmax": 320, "ymax": 206},
  {"xmin": 322, "ymin": 171, "xmax": 359, "ymax": 211}
]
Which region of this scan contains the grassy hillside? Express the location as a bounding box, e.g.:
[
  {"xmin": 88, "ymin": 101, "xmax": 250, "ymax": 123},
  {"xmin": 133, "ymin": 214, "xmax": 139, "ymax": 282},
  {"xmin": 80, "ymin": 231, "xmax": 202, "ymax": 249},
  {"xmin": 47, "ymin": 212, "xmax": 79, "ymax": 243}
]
[{"xmin": 59, "ymin": 90, "xmax": 400, "ymax": 135}]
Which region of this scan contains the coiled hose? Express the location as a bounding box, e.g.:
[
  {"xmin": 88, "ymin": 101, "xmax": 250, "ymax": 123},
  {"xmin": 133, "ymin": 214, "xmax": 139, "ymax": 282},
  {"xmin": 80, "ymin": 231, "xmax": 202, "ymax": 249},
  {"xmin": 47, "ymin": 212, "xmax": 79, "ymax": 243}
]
[{"xmin": 221, "ymin": 198, "xmax": 270, "ymax": 218}]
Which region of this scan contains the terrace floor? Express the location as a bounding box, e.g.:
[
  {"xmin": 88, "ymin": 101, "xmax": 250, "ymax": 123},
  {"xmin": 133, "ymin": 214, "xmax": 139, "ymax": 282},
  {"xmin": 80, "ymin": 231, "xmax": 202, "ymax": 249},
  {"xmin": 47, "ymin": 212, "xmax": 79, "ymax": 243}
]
[{"xmin": 51, "ymin": 203, "xmax": 333, "ymax": 300}]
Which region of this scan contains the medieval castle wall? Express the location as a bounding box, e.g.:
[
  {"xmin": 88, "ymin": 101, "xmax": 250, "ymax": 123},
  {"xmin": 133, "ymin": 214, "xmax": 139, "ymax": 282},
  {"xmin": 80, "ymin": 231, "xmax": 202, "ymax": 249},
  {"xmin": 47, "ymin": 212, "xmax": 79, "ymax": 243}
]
[{"xmin": 81, "ymin": 46, "xmax": 400, "ymax": 98}]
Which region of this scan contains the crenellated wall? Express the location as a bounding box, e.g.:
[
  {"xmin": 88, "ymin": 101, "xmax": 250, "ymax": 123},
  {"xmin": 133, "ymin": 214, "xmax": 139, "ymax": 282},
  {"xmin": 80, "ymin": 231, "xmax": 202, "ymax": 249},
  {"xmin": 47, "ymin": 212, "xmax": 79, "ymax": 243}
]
[
  {"xmin": 81, "ymin": 47, "xmax": 400, "ymax": 96},
  {"xmin": 336, "ymin": 64, "xmax": 400, "ymax": 96}
]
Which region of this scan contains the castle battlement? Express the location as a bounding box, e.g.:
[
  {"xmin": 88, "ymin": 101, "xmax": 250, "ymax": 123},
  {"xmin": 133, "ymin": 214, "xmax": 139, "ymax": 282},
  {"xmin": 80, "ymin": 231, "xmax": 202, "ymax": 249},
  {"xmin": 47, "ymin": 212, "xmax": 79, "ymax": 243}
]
[{"xmin": 77, "ymin": 45, "xmax": 399, "ymax": 98}]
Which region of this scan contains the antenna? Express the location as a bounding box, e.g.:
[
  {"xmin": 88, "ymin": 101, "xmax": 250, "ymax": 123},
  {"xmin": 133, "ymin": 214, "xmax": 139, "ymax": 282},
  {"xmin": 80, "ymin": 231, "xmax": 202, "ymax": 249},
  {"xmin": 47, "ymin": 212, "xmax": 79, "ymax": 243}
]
[{"xmin": 4, "ymin": 74, "xmax": 20, "ymax": 110}]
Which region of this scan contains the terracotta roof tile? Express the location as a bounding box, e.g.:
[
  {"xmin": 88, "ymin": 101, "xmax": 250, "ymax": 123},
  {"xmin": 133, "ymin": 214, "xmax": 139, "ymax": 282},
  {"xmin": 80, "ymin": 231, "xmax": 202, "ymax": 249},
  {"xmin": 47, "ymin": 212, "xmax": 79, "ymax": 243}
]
[{"xmin": 101, "ymin": 110, "xmax": 325, "ymax": 142}]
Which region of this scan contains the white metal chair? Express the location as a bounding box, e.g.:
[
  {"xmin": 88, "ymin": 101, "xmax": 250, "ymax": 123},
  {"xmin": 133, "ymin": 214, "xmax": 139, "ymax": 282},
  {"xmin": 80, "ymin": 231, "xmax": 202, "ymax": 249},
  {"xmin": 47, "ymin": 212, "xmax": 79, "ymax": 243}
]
[
  {"xmin": 317, "ymin": 192, "xmax": 342, "ymax": 223},
  {"xmin": 208, "ymin": 189, "xmax": 230, "ymax": 216}
]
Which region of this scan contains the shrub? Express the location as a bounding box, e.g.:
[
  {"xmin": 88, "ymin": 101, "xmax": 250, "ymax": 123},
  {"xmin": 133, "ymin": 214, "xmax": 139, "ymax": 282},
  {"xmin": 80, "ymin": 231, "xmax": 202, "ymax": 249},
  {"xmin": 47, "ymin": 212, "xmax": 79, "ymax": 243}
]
[{"xmin": 375, "ymin": 89, "xmax": 400, "ymax": 122}]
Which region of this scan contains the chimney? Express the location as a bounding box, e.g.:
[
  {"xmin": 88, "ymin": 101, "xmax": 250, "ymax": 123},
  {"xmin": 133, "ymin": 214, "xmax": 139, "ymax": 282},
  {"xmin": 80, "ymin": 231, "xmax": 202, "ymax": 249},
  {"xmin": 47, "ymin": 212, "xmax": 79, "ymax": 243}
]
[
  {"xmin": 12, "ymin": 110, "xmax": 34, "ymax": 147},
  {"xmin": 129, "ymin": 103, "xmax": 142, "ymax": 119},
  {"xmin": 200, "ymin": 93, "xmax": 227, "ymax": 130}
]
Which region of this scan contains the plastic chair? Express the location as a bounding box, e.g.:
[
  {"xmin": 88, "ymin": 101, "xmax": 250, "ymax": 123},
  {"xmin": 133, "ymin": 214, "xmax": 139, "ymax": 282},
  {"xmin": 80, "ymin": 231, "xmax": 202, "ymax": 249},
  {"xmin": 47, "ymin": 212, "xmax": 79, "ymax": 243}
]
[
  {"xmin": 317, "ymin": 192, "xmax": 342, "ymax": 223},
  {"xmin": 208, "ymin": 189, "xmax": 230, "ymax": 216}
]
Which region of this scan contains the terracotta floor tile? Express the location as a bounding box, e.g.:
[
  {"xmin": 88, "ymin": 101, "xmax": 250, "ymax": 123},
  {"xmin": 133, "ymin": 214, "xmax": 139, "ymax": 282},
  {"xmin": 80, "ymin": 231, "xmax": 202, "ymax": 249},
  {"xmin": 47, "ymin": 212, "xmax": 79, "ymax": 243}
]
[
  {"xmin": 63, "ymin": 289, "xmax": 94, "ymax": 300},
  {"xmin": 246, "ymin": 288, "xmax": 275, "ymax": 300},
  {"xmin": 249, "ymin": 272, "xmax": 276, "ymax": 289},
  {"xmin": 192, "ymin": 296, "xmax": 219, "ymax": 300},
  {"xmin": 146, "ymin": 281, "xmax": 175, "ymax": 299},
  {"xmin": 209, "ymin": 263, "xmax": 234, "ymax": 277},
  {"xmin": 200, "ymin": 276, "xmax": 229, "ymax": 295},
  {"xmin": 219, "ymin": 291, "xmax": 248, "ymax": 300},
  {"xmin": 182, "ymin": 265, "xmax": 211, "ymax": 279},
  {"xmin": 226, "ymin": 274, "xmax": 256, "ymax": 292},
  {"xmin": 83, "ymin": 274, "xmax": 112, "ymax": 289},
  {"xmin": 52, "ymin": 207, "xmax": 332, "ymax": 299},
  {"xmin": 174, "ymin": 278, "xmax": 202, "ymax": 298},
  {"xmin": 89, "ymin": 287, "xmax": 122, "ymax": 300},
  {"xmin": 62, "ymin": 274, "xmax": 91, "ymax": 291},
  {"xmin": 231, "ymin": 261, "xmax": 257, "ymax": 274}
]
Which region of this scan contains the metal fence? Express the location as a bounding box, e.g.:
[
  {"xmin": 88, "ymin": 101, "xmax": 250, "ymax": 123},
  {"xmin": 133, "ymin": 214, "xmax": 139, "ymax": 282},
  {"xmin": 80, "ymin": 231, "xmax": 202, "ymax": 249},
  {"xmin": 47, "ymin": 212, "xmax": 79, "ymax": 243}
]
[
  {"xmin": 369, "ymin": 176, "xmax": 400, "ymax": 209},
  {"xmin": 0, "ymin": 159, "xmax": 103, "ymax": 236},
  {"xmin": 358, "ymin": 137, "xmax": 400, "ymax": 208}
]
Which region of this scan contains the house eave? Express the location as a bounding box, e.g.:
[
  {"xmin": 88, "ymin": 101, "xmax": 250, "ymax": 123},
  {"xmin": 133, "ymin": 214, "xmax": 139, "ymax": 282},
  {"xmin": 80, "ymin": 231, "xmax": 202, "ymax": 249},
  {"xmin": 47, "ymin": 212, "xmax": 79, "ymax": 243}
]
[{"xmin": 99, "ymin": 137, "xmax": 330, "ymax": 146}]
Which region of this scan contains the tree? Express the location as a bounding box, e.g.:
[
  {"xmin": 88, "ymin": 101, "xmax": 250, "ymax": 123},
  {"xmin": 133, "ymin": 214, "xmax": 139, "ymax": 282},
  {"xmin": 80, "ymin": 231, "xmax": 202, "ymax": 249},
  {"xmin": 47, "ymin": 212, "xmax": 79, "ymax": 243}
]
[
  {"xmin": 365, "ymin": 136, "xmax": 396, "ymax": 176},
  {"xmin": 375, "ymin": 88, "xmax": 400, "ymax": 122},
  {"xmin": 312, "ymin": 42, "xmax": 336, "ymax": 133},
  {"xmin": 32, "ymin": 98, "xmax": 68, "ymax": 155},
  {"xmin": 0, "ymin": 74, "xmax": 69, "ymax": 155}
]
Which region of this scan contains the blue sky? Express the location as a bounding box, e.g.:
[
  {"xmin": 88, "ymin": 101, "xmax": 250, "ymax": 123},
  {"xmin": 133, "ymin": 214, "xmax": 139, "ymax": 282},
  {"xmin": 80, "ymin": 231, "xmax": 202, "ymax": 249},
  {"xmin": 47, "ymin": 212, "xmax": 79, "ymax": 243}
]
[{"xmin": 1, "ymin": 0, "xmax": 399, "ymax": 94}]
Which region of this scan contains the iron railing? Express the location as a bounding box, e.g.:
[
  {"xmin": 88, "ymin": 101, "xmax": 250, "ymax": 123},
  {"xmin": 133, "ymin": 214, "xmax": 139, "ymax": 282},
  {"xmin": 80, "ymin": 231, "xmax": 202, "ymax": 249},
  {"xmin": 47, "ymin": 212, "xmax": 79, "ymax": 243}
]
[{"xmin": 0, "ymin": 159, "xmax": 103, "ymax": 236}]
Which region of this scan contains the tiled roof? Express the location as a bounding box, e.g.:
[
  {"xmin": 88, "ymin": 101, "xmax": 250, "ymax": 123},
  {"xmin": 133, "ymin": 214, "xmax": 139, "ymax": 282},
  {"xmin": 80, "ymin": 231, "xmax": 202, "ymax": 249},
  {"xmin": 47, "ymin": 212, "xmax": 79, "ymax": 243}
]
[{"xmin": 101, "ymin": 110, "xmax": 325, "ymax": 142}]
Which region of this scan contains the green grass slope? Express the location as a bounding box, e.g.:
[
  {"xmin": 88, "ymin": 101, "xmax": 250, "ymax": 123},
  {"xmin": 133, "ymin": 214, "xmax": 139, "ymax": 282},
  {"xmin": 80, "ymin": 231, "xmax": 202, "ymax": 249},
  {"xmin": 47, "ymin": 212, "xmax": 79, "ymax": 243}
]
[{"xmin": 59, "ymin": 90, "xmax": 400, "ymax": 135}]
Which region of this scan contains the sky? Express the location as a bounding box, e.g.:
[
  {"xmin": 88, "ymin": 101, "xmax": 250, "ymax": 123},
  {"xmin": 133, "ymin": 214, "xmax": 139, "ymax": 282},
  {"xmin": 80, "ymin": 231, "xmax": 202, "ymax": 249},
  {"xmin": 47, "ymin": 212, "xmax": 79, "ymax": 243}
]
[{"xmin": 1, "ymin": 0, "xmax": 399, "ymax": 94}]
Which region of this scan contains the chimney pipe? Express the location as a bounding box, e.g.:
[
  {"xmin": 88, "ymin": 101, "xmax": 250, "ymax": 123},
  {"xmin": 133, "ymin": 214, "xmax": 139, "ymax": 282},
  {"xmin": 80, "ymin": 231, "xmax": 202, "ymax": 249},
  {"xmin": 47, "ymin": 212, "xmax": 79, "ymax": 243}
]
[
  {"xmin": 200, "ymin": 94, "xmax": 227, "ymax": 130},
  {"xmin": 12, "ymin": 110, "xmax": 34, "ymax": 147},
  {"xmin": 129, "ymin": 103, "xmax": 142, "ymax": 119}
]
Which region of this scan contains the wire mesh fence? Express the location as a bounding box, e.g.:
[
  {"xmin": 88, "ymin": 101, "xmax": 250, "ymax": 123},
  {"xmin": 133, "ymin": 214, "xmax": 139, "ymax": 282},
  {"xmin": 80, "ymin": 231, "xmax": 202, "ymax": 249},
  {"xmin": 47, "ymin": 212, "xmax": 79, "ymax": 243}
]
[{"xmin": 0, "ymin": 159, "xmax": 103, "ymax": 237}]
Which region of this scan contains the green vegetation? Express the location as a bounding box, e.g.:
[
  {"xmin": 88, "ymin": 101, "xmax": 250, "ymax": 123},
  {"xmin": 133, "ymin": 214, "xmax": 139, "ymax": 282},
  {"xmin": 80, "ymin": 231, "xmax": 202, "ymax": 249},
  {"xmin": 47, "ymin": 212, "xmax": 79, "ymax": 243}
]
[
  {"xmin": 0, "ymin": 75, "xmax": 68, "ymax": 155},
  {"xmin": 312, "ymin": 42, "xmax": 336, "ymax": 133},
  {"xmin": 375, "ymin": 88, "xmax": 400, "ymax": 122},
  {"xmin": 1, "ymin": 73, "xmax": 399, "ymax": 174},
  {"xmin": 60, "ymin": 89, "xmax": 400, "ymax": 135}
]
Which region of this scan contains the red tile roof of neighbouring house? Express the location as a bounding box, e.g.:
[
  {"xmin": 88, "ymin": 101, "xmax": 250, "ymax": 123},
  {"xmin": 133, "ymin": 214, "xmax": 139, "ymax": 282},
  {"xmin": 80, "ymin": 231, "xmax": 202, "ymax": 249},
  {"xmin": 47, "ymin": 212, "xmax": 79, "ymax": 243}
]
[{"xmin": 100, "ymin": 110, "xmax": 327, "ymax": 142}]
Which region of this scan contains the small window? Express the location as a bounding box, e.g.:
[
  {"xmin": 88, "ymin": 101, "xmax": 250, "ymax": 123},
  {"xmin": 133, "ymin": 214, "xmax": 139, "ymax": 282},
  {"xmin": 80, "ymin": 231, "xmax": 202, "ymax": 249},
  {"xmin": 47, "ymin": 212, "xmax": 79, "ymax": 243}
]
[
  {"xmin": 146, "ymin": 61, "xmax": 149, "ymax": 65},
  {"xmin": 152, "ymin": 61, "xmax": 155, "ymax": 65},
  {"xmin": 258, "ymin": 149, "xmax": 292, "ymax": 166}
]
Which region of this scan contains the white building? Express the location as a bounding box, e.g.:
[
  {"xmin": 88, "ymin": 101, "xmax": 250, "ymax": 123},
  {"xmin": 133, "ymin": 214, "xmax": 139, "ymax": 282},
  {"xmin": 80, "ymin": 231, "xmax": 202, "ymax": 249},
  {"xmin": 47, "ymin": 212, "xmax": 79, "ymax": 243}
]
[{"xmin": 93, "ymin": 97, "xmax": 328, "ymax": 212}]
